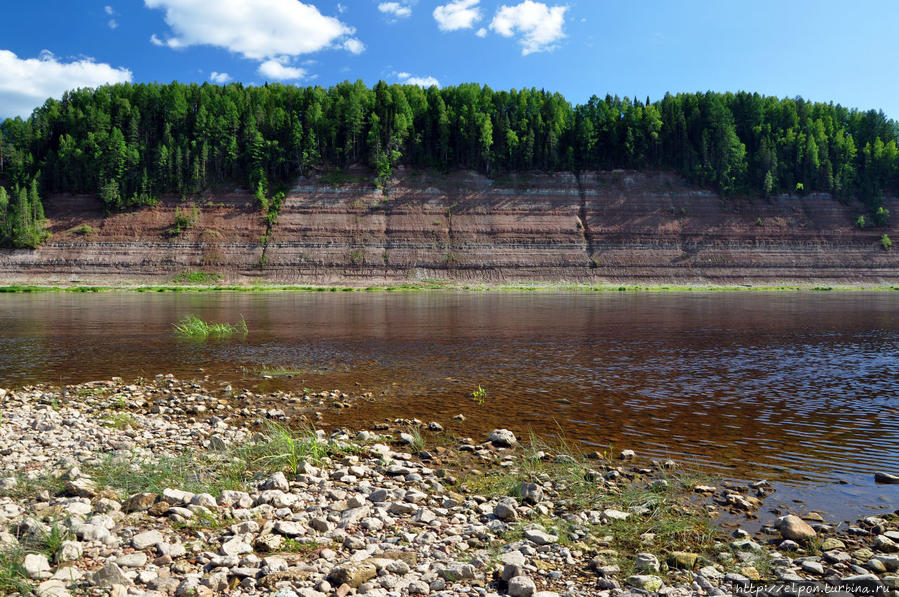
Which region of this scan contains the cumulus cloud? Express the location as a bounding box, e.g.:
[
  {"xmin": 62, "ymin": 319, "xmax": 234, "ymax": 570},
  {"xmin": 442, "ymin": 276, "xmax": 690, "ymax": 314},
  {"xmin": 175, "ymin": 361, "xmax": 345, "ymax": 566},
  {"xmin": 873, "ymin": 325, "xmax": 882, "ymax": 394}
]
[
  {"xmin": 209, "ymin": 71, "xmax": 231, "ymax": 83},
  {"xmin": 0, "ymin": 49, "xmax": 132, "ymax": 119},
  {"xmin": 398, "ymin": 72, "xmax": 439, "ymax": 87},
  {"xmin": 379, "ymin": 2, "xmax": 412, "ymax": 19},
  {"xmin": 342, "ymin": 38, "xmax": 365, "ymax": 55},
  {"xmin": 433, "ymin": 0, "xmax": 481, "ymax": 31},
  {"xmin": 108, "ymin": 19, "xmax": 119, "ymax": 29},
  {"xmin": 475, "ymin": 27, "xmax": 487, "ymax": 38},
  {"xmin": 489, "ymin": 1, "xmax": 567, "ymax": 55},
  {"xmin": 144, "ymin": 0, "xmax": 361, "ymax": 59},
  {"xmin": 258, "ymin": 58, "xmax": 306, "ymax": 81}
]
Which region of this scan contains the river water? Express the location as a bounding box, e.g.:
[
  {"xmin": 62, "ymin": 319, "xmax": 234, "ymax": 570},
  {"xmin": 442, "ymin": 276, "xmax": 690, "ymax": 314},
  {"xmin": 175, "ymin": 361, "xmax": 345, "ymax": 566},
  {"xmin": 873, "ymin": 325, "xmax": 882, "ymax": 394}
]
[{"xmin": 0, "ymin": 290, "xmax": 896, "ymax": 522}]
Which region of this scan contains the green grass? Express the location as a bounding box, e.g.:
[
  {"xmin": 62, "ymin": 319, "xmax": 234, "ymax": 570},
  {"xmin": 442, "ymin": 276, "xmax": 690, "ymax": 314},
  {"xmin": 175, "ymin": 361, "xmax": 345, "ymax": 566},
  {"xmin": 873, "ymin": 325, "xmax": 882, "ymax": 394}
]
[
  {"xmin": 102, "ymin": 413, "xmax": 140, "ymax": 429},
  {"xmin": 173, "ymin": 314, "xmax": 248, "ymax": 338},
  {"xmin": 87, "ymin": 450, "xmax": 247, "ymax": 498},
  {"xmin": 0, "ymin": 547, "xmax": 30, "ymax": 595},
  {"xmin": 172, "ymin": 271, "xmax": 223, "ymax": 285},
  {"xmin": 282, "ymin": 539, "xmax": 326, "ymax": 555},
  {"xmin": 238, "ymin": 422, "xmax": 339, "ymax": 472}
]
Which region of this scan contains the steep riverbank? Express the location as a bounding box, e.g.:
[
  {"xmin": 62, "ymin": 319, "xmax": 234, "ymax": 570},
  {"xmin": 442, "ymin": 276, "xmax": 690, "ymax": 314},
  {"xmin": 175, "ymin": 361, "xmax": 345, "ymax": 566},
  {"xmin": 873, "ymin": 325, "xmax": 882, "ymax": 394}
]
[
  {"xmin": 1, "ymin": 376, "xmax": 898, "ymax": 597},
  {"xmin": 1, "ymin": 170, "xmax": 897, "ymax": 286}
]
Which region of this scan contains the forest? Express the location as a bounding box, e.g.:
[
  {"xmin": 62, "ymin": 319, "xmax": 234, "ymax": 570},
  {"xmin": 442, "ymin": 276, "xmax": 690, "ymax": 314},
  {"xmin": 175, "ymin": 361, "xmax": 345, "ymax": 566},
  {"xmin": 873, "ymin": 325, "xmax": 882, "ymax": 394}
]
[{"xmin": 1, "ymin": 80, "xmax": 898, "ymax": 248}]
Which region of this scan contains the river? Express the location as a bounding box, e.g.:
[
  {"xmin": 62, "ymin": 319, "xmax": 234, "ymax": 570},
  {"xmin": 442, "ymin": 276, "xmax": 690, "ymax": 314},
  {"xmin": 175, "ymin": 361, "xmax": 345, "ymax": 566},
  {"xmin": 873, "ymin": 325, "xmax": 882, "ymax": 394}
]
[{"xmin": 0, "ymin": 290, "xmax": 896, "ymax": 523}]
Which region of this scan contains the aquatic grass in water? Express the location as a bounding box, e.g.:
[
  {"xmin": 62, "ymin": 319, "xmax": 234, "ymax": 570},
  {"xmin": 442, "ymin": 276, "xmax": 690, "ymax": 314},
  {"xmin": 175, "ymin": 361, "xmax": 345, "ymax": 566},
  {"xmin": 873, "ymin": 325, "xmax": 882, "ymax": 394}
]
[{"xmin": 173, "ymin": 314, "xmax": 248, "ymax": 338}]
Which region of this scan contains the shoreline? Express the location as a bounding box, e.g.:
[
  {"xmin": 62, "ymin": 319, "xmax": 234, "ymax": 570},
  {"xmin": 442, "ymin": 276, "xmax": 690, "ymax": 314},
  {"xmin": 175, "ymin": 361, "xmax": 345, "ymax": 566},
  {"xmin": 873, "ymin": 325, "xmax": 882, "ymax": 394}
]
[
  {"xmin": 0, "ymin": 376, "xmax": 896, "ymax": 596},
  {"xmin": 2, "ymin": 282, "xmax": 899, "ymax": 294}
]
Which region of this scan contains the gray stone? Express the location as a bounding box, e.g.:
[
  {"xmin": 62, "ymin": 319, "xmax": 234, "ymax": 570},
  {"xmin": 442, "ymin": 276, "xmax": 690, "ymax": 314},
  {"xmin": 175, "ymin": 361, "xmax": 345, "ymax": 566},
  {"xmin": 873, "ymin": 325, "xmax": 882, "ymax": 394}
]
[
  {"xmin": 487, "ymin": 429, "xmax": 517, "ymax": 447},
  {"xmin": 871, "ymin": 555, "xmax": 899, "ymax": 572},
  {"xmin": 161, "ymin": 487, "xmax": 194, "ymax": 504},
  {"xmin": 190, "ymin": 493, "xmax": 218, "ymax": 508},
  {"xmin": 523, "ymin": 528, "xmax": 558, "ymax": 545},
  {"xmin": 64, "ymin": 478, "xmax": 97, "ymax": 498},
  {"xmin": 221, "ymin": 537, "xmax": 253, "ymax": 556},
  {"xmin": 437, "ymin": 562, "xmax": 478, "ymax": 580},
  {"xmin": 635, "ymin": 553, "xmax": 660, "ymax": 573},
  {"xmin": 508, "ymin": 575, "xmax": 537, "ymax": 597},
  {"xmin": 516, "ymin": 482, "xmax": 543, "ymax": 505},
  {"xmin": 24, "ymin": 553, "xmax": 52, "ymax": 579},
  {"xmin": 875, "ymin": 535, "xmax": 899, "ymax": 553},
  {"xmin": 131, "ymin": 529, "xmax": 164, "ymax": 549},
  {"xmin": 274, "ymin": 521, "xmax": 306, "ymax": 537},
  {"xmin": 116, "ymin": 552, "xmax": 148, "ymax": 567},
  {"xmin": 777, "ymin": 515, "xmax": 816, "ymax": 542},
  {"xmin": 494, "ymin": 499, "xmax": 518, "ymax": 522},
  {"xmin": 90, "ymin": 562, "xmax": 130, "ymax": 588},
  {"xmin": 328, "ymin": 561, "xmax": 377, "ymax": 588},
  {"xmin": 875, "ymin": 472, "xmax": 899, "ymax": 484},
  {"xmin": 603, "ymin": 509, "xmax": 630, "ymax": 521},
  {"xmin": 260, "ymin": 472, "xmax": 290, "ymax": 492},
  {"xmin": 627, "ymin": 575, "xmax": 663, "ymax": 591},
  {"xmin": 36, "ymin": 579, "xmax": 72, "ymax": 597},
  {"xmin": 56, "ymin": 541, "xmax": 82, "ymax": 563}
]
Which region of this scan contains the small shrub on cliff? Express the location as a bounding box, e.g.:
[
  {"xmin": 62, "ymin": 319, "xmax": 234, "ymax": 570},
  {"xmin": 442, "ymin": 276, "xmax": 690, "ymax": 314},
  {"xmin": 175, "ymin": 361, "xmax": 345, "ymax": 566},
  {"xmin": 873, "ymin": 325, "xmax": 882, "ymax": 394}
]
[
  {"xmin": 882, "ymin": 234, "xmax": 892, "ymax": 250},
  {"xmin": 167, "ymin": 206, "xmax": 199, "ymax": 236}
]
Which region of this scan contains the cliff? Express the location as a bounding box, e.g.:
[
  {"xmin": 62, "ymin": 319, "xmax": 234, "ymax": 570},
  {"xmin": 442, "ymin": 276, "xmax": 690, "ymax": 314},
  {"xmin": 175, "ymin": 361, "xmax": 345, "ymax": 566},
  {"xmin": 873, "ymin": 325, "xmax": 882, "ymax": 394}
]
[{"xmin": 1, "ymin": 169, "xmax": 897, "ymax": 286}]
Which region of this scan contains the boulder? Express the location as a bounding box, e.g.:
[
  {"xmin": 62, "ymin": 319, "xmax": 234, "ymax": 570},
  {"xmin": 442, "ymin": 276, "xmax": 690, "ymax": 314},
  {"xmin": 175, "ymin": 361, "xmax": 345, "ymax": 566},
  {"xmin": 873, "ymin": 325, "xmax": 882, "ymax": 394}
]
[
  {"xmin": 776, "ymin": 515, "xmax": 816, "ymax": 542},
  {"xmin": 487, "ymin": 429, "xmax": 517, "ymax": 447}
]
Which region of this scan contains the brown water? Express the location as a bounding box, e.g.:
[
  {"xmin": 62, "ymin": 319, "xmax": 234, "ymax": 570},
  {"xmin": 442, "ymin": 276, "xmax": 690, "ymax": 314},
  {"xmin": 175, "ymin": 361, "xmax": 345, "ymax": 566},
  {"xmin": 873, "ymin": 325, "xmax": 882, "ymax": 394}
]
[{"xmin": 0, "ymin": 291, "xmax": 897, "ymax": 522}]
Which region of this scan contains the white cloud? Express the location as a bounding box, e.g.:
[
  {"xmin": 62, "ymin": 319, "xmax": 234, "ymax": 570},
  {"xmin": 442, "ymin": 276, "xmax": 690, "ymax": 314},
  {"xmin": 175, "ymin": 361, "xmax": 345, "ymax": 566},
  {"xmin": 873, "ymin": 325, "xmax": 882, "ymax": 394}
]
[
  {"xmin": 398, "ymin": 72, "xmax": 439, "ymax": 87},
  {"xmin": 144, "ymin": 0, "xmax": 361, "ymax": 59},
  {"xmin": 337, "ymin": 3, "xmax": 347, "ymax": 13},
  {"xmin": 150, "ymin": 34, "xmax": 165, "ymax": 46},
  {"xmin": 489, "ymin": 1, "xmax": 567, "ymax": 55},
  {"xmin": 379, "ymin": 2, "xmax": 412, "ymax": 18},
  {"xmin": 342, "ymin": 38, "xmax": 365, "ymax": 55},
  {"xmin": 0, "ymin": 50, "xmax": 132, "ymax": 119},
  {"xmin": 209, "ymin": 71, "xmax": 231, "ymax": 83},
  {"xmin": 108, "ymin": 19, "xmax": 119, "ymax": 29},
  {"xmin": 104, "ymin": 5, "xmax": 115, "ymax": 14},
  {"xmin": 475, "ymin": 27, "xmax": 487, "ymax": 37},
  {"xmin": 258, "ymin": 58, "xmax": 306, "ymax": 80},
  {"xmin": 433, "ymin": 0, "xmax": 481, "ymax": 31}
]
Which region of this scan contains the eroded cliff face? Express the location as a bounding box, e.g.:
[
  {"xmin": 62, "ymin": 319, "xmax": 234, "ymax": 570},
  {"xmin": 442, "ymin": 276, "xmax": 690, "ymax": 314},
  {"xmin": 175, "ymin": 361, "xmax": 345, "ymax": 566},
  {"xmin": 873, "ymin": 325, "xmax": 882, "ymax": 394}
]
[{"xmin": 1, "ymin": 169, "xmax": 897, "ymax": 285}]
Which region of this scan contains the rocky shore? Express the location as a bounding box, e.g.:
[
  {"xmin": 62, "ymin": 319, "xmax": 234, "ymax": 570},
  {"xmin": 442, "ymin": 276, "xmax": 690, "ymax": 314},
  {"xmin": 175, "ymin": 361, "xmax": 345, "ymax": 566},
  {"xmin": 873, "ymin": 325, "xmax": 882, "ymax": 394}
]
[{"xmin": 0, "ymin": 377, "xmax": 896, "ymax": 597}]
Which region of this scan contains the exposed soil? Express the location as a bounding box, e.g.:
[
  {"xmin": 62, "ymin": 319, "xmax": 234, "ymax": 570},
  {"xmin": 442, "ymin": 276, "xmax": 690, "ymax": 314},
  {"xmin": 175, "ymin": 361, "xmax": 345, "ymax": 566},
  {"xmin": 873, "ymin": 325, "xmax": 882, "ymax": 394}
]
[{"xmin": 1, "ymin": 169, "xmax": 897, "ymax": 286}]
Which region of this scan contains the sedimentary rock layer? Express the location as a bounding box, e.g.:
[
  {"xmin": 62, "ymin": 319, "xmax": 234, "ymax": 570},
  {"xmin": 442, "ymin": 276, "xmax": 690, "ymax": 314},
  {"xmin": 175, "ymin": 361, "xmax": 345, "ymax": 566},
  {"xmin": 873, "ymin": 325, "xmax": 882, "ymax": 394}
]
[{"xmin": 1, "ymin": 170, "xmax": 896, "ymax": 285}]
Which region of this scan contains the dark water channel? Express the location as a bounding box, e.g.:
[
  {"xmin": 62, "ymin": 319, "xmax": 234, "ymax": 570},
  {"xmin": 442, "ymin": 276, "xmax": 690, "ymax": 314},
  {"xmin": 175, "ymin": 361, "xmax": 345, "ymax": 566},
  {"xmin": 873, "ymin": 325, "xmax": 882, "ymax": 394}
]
[{"xmin": 0, "ymin": 290, "xmax": 896, "ymax": 523}]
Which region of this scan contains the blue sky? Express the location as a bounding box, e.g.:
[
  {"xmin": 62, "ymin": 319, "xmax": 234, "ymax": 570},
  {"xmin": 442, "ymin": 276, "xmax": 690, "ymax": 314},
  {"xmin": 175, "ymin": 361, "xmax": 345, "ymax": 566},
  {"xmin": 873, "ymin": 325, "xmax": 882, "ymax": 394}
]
[{"xmin": 2, "ymin": 0, "xmax": 898, "ymax": 120}]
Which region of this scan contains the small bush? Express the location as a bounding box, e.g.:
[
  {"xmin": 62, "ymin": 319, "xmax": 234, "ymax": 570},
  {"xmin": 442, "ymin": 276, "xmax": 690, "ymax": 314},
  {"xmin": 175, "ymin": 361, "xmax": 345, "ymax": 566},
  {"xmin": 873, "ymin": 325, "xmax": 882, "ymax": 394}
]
[
  {"xmin": 856, "ymin": 215, "xmax": 867, "ymax": 228},
  {"xmin": 882, "ymin": 234, "xmax": 892, "ymax": 250},
  {"xmin": 167, "ymin": 206, "xmax": 199, "ymax": 236},
  {"xmin": 74, "ymin": 224, "xmax": 94, "ymax": 236}
]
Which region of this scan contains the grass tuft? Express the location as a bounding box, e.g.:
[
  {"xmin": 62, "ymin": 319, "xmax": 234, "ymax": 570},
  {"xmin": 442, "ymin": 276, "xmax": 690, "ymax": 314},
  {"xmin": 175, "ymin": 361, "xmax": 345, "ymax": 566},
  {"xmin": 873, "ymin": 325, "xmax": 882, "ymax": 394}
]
[
  {"xmin": 173, "ymin": 314, "xmax": 248, "ymax": 338},
  {"xmin": 238, "ymin": 423, "xmax": 337, "ymax": 472}
]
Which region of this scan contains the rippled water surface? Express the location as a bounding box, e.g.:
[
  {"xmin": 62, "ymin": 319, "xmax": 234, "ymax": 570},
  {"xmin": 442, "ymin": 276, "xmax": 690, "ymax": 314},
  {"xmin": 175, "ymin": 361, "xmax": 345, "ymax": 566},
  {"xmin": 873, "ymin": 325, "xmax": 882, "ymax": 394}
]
[{"xmin": 0, "ymin": 291, "xmax": 896, "ymax": 521}]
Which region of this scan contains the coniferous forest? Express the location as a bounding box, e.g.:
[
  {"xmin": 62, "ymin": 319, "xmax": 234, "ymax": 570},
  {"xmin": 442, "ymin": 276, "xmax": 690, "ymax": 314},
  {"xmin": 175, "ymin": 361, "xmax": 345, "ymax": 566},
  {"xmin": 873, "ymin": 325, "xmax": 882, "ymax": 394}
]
[{"xmin": 1, "ymin": 80, "xmax": 898, "ymax": 248}]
